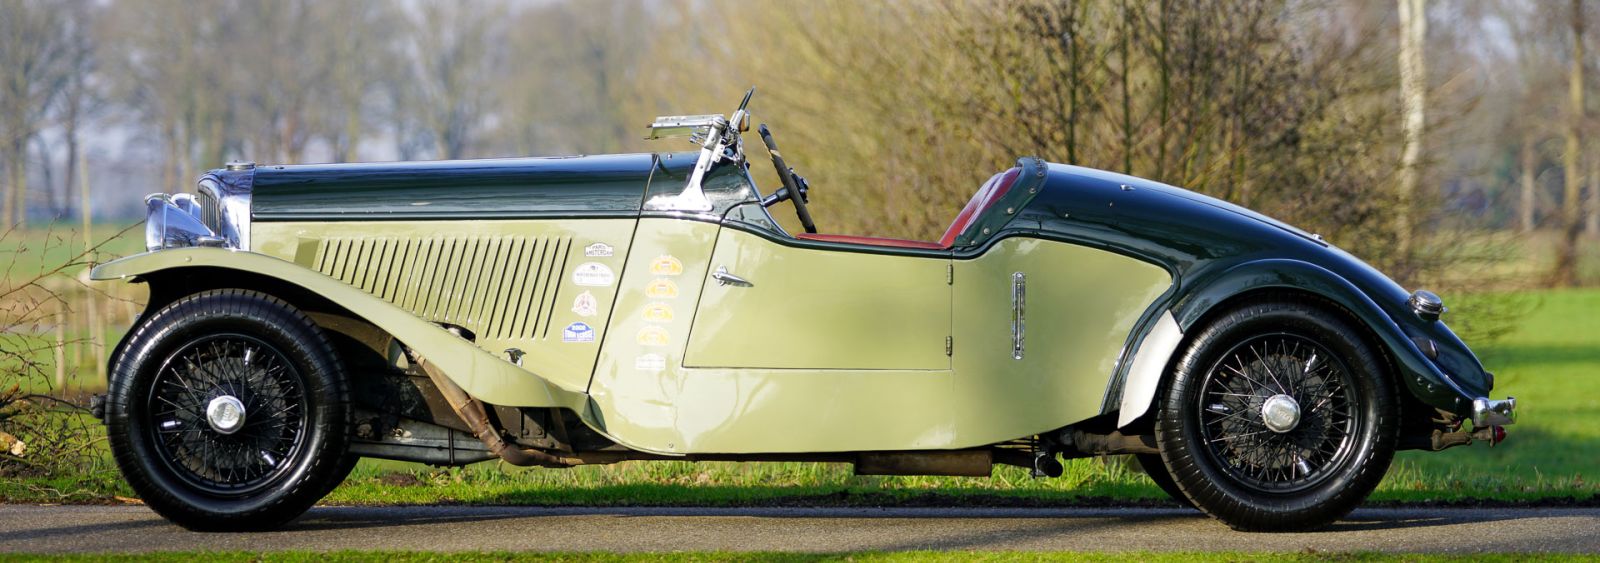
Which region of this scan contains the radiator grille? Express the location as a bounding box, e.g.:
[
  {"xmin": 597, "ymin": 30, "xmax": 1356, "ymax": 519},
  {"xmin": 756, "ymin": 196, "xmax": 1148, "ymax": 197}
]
[{"xmin": 314, "ymin": 235, "xmax": 571, "ymax": 340}]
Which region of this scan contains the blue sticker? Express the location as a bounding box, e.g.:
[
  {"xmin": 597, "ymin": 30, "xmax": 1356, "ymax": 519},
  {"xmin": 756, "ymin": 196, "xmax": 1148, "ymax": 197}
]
[{"xmin": 562, "ymin": 322, "xmax": 595, "ymax": 343}]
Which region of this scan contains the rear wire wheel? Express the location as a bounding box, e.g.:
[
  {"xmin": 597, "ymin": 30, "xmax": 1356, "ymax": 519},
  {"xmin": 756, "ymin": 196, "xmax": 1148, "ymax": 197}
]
[{"xmin": 1154, "ymin": 298, "xmax": 1397, "ymax": 531}]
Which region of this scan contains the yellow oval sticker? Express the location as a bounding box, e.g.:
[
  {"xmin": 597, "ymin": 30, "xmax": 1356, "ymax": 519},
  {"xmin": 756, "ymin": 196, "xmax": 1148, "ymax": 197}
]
[
  {"xmin": 642, "ymin": 302, "xmax": 674, "ymax": 323},
  {"xmin": 650, "ymin": 255, "xmax": 684, "ymax": 276},
  {"xmin": 645, "ymin": 278, "xmax": 679, "ymax": 299},
  {"xmin": 636, "ymin": 325, "xmax": 671, "ymax": 347}
]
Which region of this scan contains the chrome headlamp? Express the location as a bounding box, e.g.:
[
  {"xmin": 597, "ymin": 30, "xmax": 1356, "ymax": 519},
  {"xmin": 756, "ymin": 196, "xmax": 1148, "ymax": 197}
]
[
  {"xmin": 144, "ymin": 162, "xmax": 254, "ymax": 253},
  {"xmin": 144, "ymin": 193, "xmax": 225, "ymax": 251}
]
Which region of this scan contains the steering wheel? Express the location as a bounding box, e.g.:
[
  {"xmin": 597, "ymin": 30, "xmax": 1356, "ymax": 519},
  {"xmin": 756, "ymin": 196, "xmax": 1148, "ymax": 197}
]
[{"xmin": 756, "ymin": 124, "xmax": 818, "ymax": 234}]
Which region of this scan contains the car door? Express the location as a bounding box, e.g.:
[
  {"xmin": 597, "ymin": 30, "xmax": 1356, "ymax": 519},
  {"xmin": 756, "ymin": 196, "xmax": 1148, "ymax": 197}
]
[{"xmin": 683, "ymin": 228, "xmax": 951, "ymax": 370}]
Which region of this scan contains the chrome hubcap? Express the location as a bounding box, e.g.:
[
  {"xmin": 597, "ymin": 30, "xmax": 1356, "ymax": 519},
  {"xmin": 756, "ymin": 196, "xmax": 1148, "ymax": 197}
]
[
  {"xmin": 1261, "ymin": 394, "xmax": 1301, "ymax": 434},
  {"xmin": 205, "ymin": 395, "xmax": 247, "ymax": 435}
]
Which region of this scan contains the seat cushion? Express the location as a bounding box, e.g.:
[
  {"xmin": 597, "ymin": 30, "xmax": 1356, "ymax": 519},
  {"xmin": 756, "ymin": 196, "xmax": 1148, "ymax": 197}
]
[{"xmin": 938, "ymin": 167, "xmax": 1021, "ymax": 248}]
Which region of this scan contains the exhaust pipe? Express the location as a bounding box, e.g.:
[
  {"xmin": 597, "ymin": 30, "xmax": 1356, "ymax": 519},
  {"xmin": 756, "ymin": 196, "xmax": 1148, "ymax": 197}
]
[
  {"xmin": 1414, "ymin": 425, "xmax": 1507, "ymax": 451},
  {"xmin": 412, "ymin": 352, "xmax": 584, "ymax": 468}
]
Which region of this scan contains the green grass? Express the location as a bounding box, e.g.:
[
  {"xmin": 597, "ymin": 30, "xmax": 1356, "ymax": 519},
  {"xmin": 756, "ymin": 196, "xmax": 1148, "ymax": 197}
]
[
  {"xmin": 0, "ymin": 552, "xmax": 1590, "ymax": 562},
  {"xmin": 1374, "ymin": 288, "xmax": 1598, "ymax": 502},
  {"xmin": 0, "ymin": 222, "xmax": 144, "ymax": 280}
]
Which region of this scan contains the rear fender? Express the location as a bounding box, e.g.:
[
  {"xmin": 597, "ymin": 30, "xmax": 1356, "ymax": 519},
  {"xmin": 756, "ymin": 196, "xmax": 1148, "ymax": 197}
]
[{"xmin": 1113, "ymin": 258, "xmax": 1473, "ymax": 429}]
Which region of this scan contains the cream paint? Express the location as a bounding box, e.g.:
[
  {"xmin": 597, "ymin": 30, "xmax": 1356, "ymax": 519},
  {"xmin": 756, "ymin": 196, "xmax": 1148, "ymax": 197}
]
[
  {"xmin": 1117, "ymin": 312, "xmax": 1184, "ymax": 428},
  {"xmin": 685, "ymin": 228, "xmax": 951, "ymax": 370},
  {"xmin": 106, "ymin": 220, "xmax": 1171, "ymax": 455},
  {"xmin": 948, "ymin": 237, "xmax": 1173, "ymax": 447},
  {"xmin": 252, "ymin": 219, "xmax": 636, "ymax": 392}
]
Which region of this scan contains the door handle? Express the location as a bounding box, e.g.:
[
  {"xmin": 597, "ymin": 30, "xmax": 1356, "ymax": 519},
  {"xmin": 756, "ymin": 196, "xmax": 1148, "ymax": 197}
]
[{"xmin": 712, "ymin": 266, "xmax": 753, "ymax": 287}]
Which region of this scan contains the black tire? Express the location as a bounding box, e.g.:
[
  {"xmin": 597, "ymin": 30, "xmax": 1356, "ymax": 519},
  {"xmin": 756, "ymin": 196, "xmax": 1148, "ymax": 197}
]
[
  {"xmin": 317, "ymin": 454, "xmax": 361, "ymax": 499},
  {"xmin": 106, "ymin": 289, "xmax": 350, "ymax": 531},
  {"xmin": 1154, "ymin": 297, "xmax": 1397, "ymax": 532},
  {"xmin": 1135, "ymin": 453, "xmax": 1194, "ymax": 509}
]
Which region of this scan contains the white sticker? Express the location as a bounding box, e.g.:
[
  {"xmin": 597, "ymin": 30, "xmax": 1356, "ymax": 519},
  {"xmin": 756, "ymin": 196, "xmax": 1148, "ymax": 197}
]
[
  {"xmin": 572, "ymin": 262, "xmax": 614, "ymax": 287},
  {"xmin": 634, "ymin": 353, "xmax": 667, "ymax": 373},
  {"xmin": 571, "ymin": 291, "xmax": 598, "ymax": 317},
  {"xmin": 561, "ymin": 322, "xmax": 595, "ymax": 343},
  {"xmin": 584, "ymin": 242, "xmax": 614, "ymax": 257}
]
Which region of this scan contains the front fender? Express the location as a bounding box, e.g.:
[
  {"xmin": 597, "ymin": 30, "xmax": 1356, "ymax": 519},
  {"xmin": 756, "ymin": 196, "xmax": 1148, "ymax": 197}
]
[
  {"xmin": 91, "ymin": 248, "xmax": 589, "ymax": 411},
  {"xmin": 1170, "ymin": 258, "xmax": 1476, "ymax": 416}
]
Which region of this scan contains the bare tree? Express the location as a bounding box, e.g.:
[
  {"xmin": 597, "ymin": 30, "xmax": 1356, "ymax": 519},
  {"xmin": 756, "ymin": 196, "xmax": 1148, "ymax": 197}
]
[
  {"xmin": 1397, "ymin": 0, "xmax": 1427, "ymax": 257},
  {"xmin": 102, "ymin": 0, "xmax": 236, "ymax": 188},
  {"xmin": 0, "ymin": 0, "xmax": 71, "ymax": 227},
  {"xmin": 401, "ymin": 1, "xmax": 504, "ymax": 160},
  {"xmin": 1551, "ymin": 0, "xmax": 1587, "ymax": 287}
]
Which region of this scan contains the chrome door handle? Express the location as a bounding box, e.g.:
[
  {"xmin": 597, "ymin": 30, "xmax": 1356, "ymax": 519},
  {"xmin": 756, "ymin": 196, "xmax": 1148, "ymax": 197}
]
[{"xmin": 712, "ymin": 266, "xmax": 752, "ymax": 287}]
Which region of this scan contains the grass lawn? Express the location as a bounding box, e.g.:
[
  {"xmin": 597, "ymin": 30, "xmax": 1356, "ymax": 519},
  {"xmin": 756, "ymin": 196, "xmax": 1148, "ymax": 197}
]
[{"xmin": 1378, "ymin": 288, "xmax": 1599, "ymax": 502}]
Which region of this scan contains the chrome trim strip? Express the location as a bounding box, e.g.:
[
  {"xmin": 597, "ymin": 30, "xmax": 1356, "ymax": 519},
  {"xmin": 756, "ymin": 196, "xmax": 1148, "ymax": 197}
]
[
  {"xmin": 1117, "ymin": 311, "xmax": 1184, "ymax": 428},
  {"xmin": 1011, "ymin": 272, "xmax": 1025, "ymax": 360}
]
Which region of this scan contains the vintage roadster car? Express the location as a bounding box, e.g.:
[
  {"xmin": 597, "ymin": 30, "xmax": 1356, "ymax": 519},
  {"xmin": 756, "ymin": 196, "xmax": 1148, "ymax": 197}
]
[{"xmin": 93, "ymin": 91, "xmax": 1515, "ymax": 532}]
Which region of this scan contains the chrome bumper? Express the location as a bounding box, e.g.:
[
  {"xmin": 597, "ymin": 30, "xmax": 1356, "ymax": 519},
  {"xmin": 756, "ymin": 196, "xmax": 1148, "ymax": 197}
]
[{"xmin": 1472, "ymin": 396, "xmax": 1516, "ymax": 427}]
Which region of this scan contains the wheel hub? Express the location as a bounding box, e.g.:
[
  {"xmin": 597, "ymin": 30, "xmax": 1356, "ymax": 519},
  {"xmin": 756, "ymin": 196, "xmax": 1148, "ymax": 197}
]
[
  {"xmin": 1261, "ymin": 393, "xmax": 1301, "ymax": 434},
  {"xmin": 205, "ymin": 395, "xmax": 247, "ymax": 435}
]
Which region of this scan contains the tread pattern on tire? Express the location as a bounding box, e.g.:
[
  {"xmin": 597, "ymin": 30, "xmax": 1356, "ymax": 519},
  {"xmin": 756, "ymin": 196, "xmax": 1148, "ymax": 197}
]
[
  {"xmin": 1153, "ymin": 296, "xmax": 1398, "ymax": 532},
  {"xmin": 106, "ymin": 289, "xmax": 351, "ymax": 531}
]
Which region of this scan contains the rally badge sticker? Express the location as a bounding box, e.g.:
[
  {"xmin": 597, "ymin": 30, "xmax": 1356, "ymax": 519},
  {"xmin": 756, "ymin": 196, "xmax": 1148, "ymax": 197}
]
[
  {"xmin": 634, "ymin": 353, "xmax": 667, "ymax": 373},
  {"xmin": 584, "ymin": 242, "xmax": 614, "ymax": 257},
  {"xmin": 571, "ymin": 291, "xmax": 599, "ymax": 317},
  {"xmin": 572, "ymin": 262, "xmax": 614, "ymax": 286},
  {"xmin": 636, "ymin": 325, "xmax": 670, "ymax": 347},
  {"xmin": 644, "ymin": 278, "xmax": 679, "ymax": 299},
  {"xmin": 649, "ymin": 255, "xmax": 684, "ymax": 276},
  {"xmin": 561, "ymin": 322, "xmax": 595, "ymax": 343},
  {"xmin": 642, "ymin": 302, "xmax": 674, "ymax": 323}
]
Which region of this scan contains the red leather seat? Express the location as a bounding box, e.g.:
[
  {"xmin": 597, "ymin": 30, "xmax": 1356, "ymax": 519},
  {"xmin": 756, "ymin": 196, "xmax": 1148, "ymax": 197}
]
[{"xmin": 795, "ymin": 167, "xmax": 1021, "ymax": 250}]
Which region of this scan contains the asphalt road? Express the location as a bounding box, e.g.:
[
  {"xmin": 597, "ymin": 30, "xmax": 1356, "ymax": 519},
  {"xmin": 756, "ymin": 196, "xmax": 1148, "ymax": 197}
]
[{"xmin": 2, "ymin": 505, "xmax": 1597, "ymax": 554}]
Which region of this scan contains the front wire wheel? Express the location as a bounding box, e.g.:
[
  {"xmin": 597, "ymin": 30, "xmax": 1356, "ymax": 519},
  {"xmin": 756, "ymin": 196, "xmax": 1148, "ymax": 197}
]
[
  {"xmin": 1154, "ymin": 298, "xmax": 1397, "ymax": 531},
  {"xmin": 108, "ymin": 289, "xmax": 350, "ymax": 531},
  {"xmin": 148, "ymin": 335, "xmax": 308, "ymax": 496}
]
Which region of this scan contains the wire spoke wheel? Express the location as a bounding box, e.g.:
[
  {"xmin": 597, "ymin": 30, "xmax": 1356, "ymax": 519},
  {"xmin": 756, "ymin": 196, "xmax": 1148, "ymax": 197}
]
[
  {"xmin": 1196, "ymin": 333, "xmax": 1359, "ymax": 493},
  {"xmin": 146, "ymin": 334, "xmax": 308, "ymax": 497}
]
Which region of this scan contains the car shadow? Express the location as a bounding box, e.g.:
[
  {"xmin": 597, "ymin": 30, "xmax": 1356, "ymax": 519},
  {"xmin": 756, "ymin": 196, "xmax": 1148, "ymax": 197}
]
[{"xmin": 276, "ymin": 502, "xmax": 1549, "ymax": 536}]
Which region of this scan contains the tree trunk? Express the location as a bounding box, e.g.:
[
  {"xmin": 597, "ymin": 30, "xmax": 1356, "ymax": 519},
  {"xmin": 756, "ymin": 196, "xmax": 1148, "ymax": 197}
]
[
  {"xmin": 1120, "ymin": 0, "xmax": 1134, "ymax": 175},
  {"xmin": 1588, "ymin": 149, "xmax": 1598, "ymax": 237},
  {"xmin": 1552, "ymin": 0, "xmax": 1585, "ymax": 287},
  {"xmin": 80, "ymin": 154, "xmax": 103, "ymax": 382},
  {"xmin": 1521, "ymin": 133, "xmax": 1536, "ymax": 233},
  {"xmin": 1396, "ymin": 0, "xmax": 1427, "ymax": 258},
  {"xmin": 34, "ymin": 135, "xmax": 58, "ymax": 217},
  {"xmin": 1156, "ymin": 0, "xmax": 1170, "ymax": 180},
  {"xmin": 5, "ymin": 141, "xmax": 26, "ymax": 228},
  {"xmin": 63, "ymin": 121, "xmax": 78, "ymax": 220},
  {"xmin": 1065, "ymin": 2, "xmax": 1079, "ymax": 164}
]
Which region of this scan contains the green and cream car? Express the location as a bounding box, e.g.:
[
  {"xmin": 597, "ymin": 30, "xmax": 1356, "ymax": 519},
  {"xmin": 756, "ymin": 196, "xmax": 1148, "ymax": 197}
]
[{"xmin": 94, "ymin": 92, "xmax": 1515, "ymax": 532}]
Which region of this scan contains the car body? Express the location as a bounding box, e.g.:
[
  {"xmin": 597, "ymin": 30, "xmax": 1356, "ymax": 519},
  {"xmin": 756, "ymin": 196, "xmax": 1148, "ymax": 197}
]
[{"xmin": 94, "ymin": 93, "xmax": 1515, "ymax": 532}]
